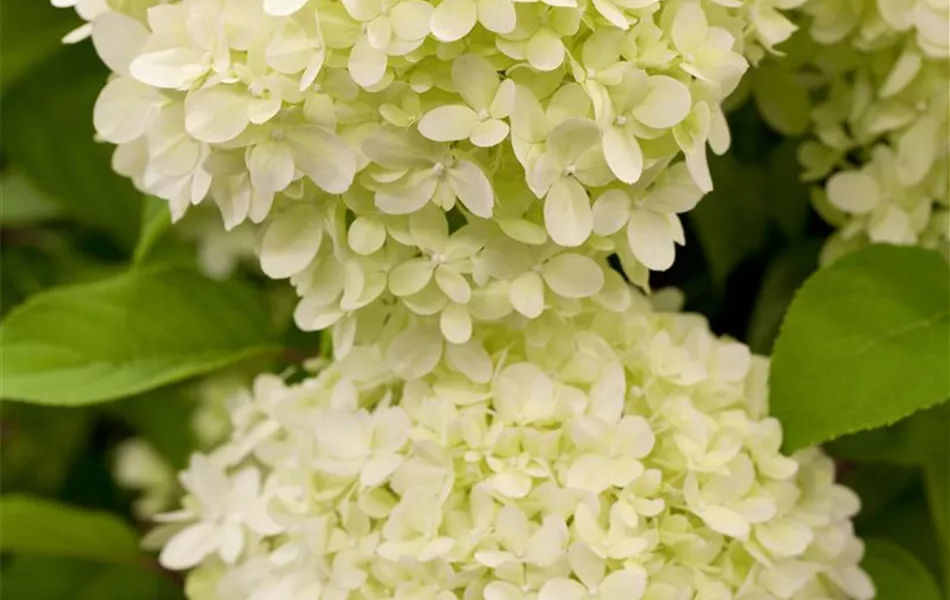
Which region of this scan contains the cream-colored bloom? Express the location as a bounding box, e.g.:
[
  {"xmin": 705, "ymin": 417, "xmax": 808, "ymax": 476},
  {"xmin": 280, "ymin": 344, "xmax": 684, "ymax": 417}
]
[{"xmin": 148, "ymin": 297, "xmax": 871, "ymax": 600}]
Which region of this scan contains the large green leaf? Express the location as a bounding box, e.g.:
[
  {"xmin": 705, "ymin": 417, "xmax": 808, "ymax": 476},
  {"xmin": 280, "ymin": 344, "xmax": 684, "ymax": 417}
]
[
  {"xmin": 0, "ymin": 496, "xmax": 139, "ymax": 564},
  {"xmin": 0, "ymin": 265, "xmax": 279, "ymax": 405},
  {"xmin": 688, "ymin": 153, "xmax": 770, "ymax": 288},
  {"xmin": 1, "ymin": 556, "xmax": 184, "ymax": 600},
  {"xmin": 746, "ymin": 240, "xmax": 820, "ymax": 354},
  {"xmin": 861, "ymin": 539, "xmax": 942, "ymax": 600},
  {"xmin": 0, "ymin": 404, "xmax": 91, "ymax": 495},
  {"xmin": 0, "ymin": 171, "xmax": 64, "ymax": 226},
  {"xmin": 828, "ymin": 403, "xmax": 950, "ymax": 467},
  {"xmin": 1, "ymin": 45, "xmax": 141, "ymax": 247},
  {"xmin": 770, "ymin": 245, "xmax": 950, "ymax": 451},
  {"xmin": 0, "ymin": 0, "xmax": 78, "ymax": 91}
]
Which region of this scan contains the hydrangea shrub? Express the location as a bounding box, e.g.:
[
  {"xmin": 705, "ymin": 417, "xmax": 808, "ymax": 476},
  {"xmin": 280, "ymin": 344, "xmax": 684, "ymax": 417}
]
[{"xmin": 0, "ymin": 0, "xmax": 947, "ymax": 598}]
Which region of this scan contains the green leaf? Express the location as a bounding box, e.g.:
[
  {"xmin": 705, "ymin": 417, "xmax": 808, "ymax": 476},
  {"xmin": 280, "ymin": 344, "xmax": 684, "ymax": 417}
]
[
  {"xmin": 0, "ymin": 0, "xmax": 78, "ymax": 91},
  {"xmin": 0, "ymin": 171, "xmax": 63, "ymax": 226},
  {"xmin": 828, "ymin": 404, "xmax": 950, "ymax": 466},
  {"xmin": 862, "ymin": 539, "xmax": 943, "ymax": 600},
  {"xmin": 0, "ymin": 404, "xmax": 91, "ymax": 495},
  {"xmin": 134, "ymin": 197, "xmax": 175, "ymax": 264},
  {"xmin": 0, "ymin": 496, "xmax": 139, "ymax": 564},
  {"xmin": 1, "ymin": 556, "xmax": 184, "ymax": 600},
  {"xmin": 746, "ymin": 240, "xmax": 820, "ymax": 354},
  {"xmin": 689, "ymin": 153, "xmax": 770, "ymax": 288},
  {"xmin": 111, "ymin": 388, "xmax": 198, "ymax": 469},
  {"xmin": 770, "ymin": 245, "xmax": 950, "ymax": 451},
  {"xmin": 923, "ymin": 442, "xmax": 949, "ymax": 567},
  {"xmin": 752, "ymin": 65, "xmax": 811, "ymax": 137},
  {"xmin": 0, "ymin": 265, "xmax": 279, "ymax": 406},
  {"xmin": 1, "ymin": 46, "xmax": 141, "ymax": 247}
]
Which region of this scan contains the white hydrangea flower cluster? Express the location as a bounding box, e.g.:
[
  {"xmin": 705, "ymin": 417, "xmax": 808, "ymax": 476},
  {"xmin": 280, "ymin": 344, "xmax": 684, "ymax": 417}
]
[
  {"xmin": 149, "ymin": 296, "xmax": 872, "ymax": 600},
  {"xmin": 792, "ymin": 0, "xmax": 949, "ymax": 262},
  {"xmin": 69, "ymin": 0, "xmax": 807, "ymax": 355}
]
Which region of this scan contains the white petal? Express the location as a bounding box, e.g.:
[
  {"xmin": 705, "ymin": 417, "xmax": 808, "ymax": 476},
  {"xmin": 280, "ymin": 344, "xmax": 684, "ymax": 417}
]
[
  {"xmin": 264, "ymin": 0, "xmax": 308, "ymax": 16},
  {"xmin": 184, "ymin": 87, "xmax": 251, "ymax": 143},
  {"xmin": 159, "ymin": 523, "xmax": 220, "ymax": 570},
  {"xmin": 93, "ymin": 77, "xmax": 159, "ymax": 144},
  {"xmin": 539, "ymin": 578, "xmax": 588, "ymax": 600},
  {"xmin": 130, "ymin": 48, "xmax": 204, "ymax": 89},
  {"xmin": 92, "ymin": 11, "xmax": 148, "ymax": 76},
  {"xmin": 260, "ymin": 204, "xmax": 323, "ymax": 278},
  {"xmin": 247, "ymin": 140, "xmax": 295, "ymax": 194}
]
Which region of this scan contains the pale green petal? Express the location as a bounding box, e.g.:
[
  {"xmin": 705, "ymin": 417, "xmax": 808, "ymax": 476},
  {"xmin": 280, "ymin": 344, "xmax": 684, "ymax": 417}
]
[
  {"xmin": 435, "ymin": 266, "xmax": 472, "ymax": 304},
  {"xmin": 389, "ymin": 258, "xmax": 435, "ymax": 296},
  {"xmin": 348, "ymin": 216, "xmax": 388, "ymax": 255},
  {"xmin": 440, "ymin": 303, "xmax": 472, "ymax": 344},
  {"xmin": 477, "ymin": 0, "xmax": 516, "ymax": 33},
  {"xmin": 447, "ymin": 159, "xmax": 494, "ymax": 218},
  {"xmin": 264, "ymin": 0, "xmax": 308, "ymax": 16},
  {"xmin": 385, "ymin": 325, "xmax": 443, "ymax": 379},
  {"xmin": 526, "ymin": 29, "xmax": 564, "ymax": 72},
  {"xmin": 509, "ymin": 270, "xmax": 545, "ymax": 318},
  {"xmin": 470, "ymin": 119, "xmax": 509, "ymax": 147},
  {"xmin": 453, "ymin": 54, "xmax": 499, "ymax": 110},
  {"xmin": 634, "ymin": 76, "xmax": 692, "ymax": 129},
  {"xmin": 184, "ymin": 87, "xmax": 251, "ymax": 143},
  {"xmin": 548, "ymin": 118, "xmax": 602, "ymax": 165},
  {"xmin": 390, "ymin": 1, "xmax": 434, "ymax": 41},
  {"xmin": 540, "ymin": 253, "xmax": 604, "ymax": 298},
  {"xmin": 247, "ymin": 139, "xmax": 295, "ymax": 194},
  {"xmin": 591, "ymin": 189, "xmax": 632, "ymax": 236},
  {"xmin": 539, "ymin": 578, "xmax": 588, "ymax": 600},
  {"xmin": 671, "ymin": 2, "xmax": 707, "ymax": 54},
  {"xmin": 826, "ymin": 171, "xmax": 879, "ymax": 214},
  {"xmin": 348, "ymin": 34, "xmax": 388, "ymax": 87},
  {"xmin": 444, "ymin": 339, "xmax": 493, "ymax": 383},
  {"xmin": 366, "ymin": 16, "xmax": 392, "ymax": 50},
  {"xmin": 418, "ymin": 105, "xmax": 481, "ymax": 142},
  {"xmin": 600, "ymin": 570, "xmax": 647, "ymax": 600},
  {"xmin": 430, "ymin": 0, "xmax": 477, "ymax": 42},
  {"xmin": 626, "ymin": 207, "xmax": 675, "ymax": 271},
  {"xmin": 286, "ymin": 126, "xmax": 356, "ymax": 194},
  {"xmin": 544, "ymin": 177, "xmax": 592, "ymax": 247},
  {"xmin": 603, "ymin": 126, "xmax": 643, "ymax": 184}
]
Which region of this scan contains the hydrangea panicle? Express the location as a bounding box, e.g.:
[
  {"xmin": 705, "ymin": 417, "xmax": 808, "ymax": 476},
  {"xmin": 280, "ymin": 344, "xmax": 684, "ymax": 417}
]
[{"xmin": 147, "ymin": 296, "xmax": 874, "ymax": 600}]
